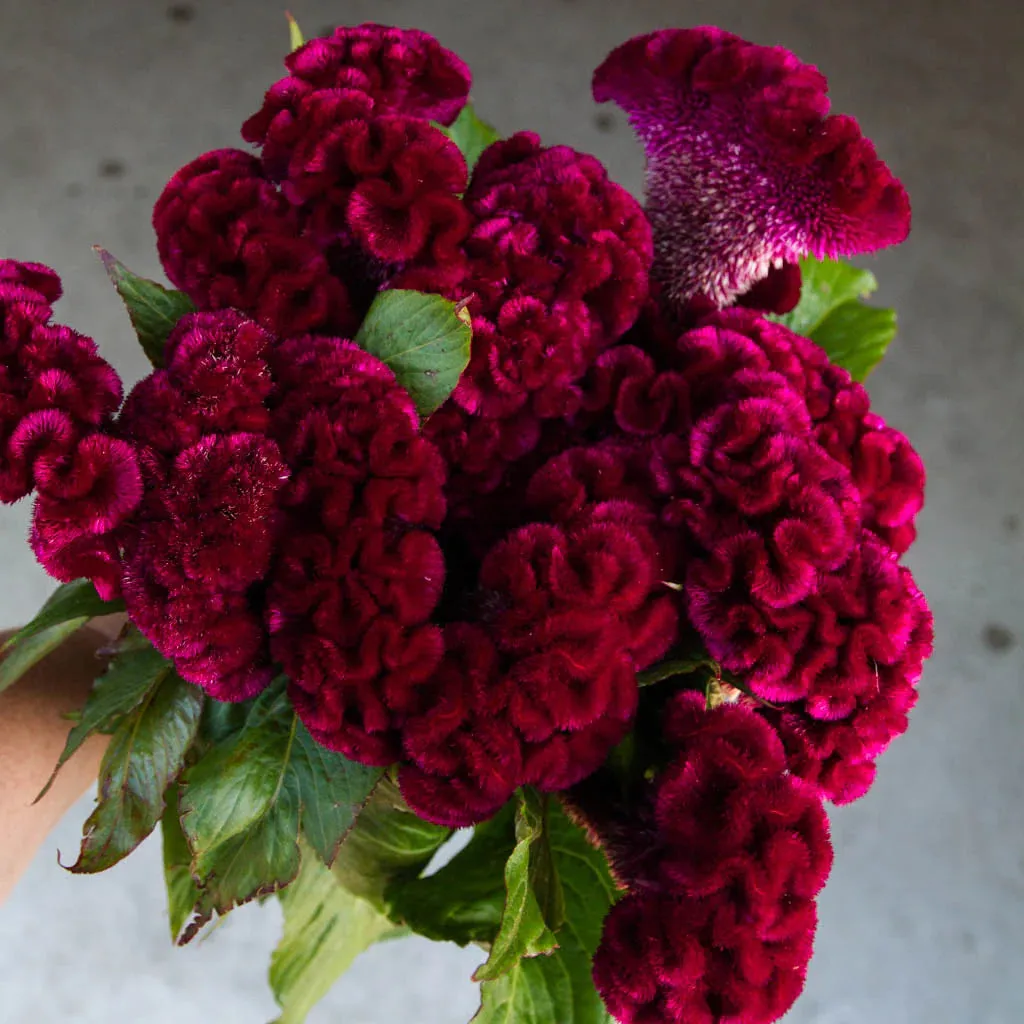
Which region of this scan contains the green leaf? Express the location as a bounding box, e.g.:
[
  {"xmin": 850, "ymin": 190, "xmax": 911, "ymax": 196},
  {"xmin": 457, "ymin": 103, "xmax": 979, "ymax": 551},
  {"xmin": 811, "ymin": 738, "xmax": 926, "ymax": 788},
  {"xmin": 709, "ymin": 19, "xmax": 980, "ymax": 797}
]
[
  {"xmin": 332, "ymin": 776, "xmax": 451, "ymax": 912},
  {"xmin": 354, "ymin": 290, "xmax": 473, "ymax": 420},
  {"xmin": 180, "ymin": 685, "xmax": 299, "ymax": 879},
  {"xmin": 95, "ymin": 246, "xmax": 195, "ymax": 367},
  {"xmin": 291, "ymin": 723, "xmax": 384, "ymax": 867},
  {"xmin": 270, "ymin": 842, "xmax": 400, "ymax": 1024},
  {"xmin": 178, "ymin": 683, "xmax": 385, "ymax": 939},
  {"xmin": 162, "ymin": 783, "xmax": 201, "ymax": 942},
  {"xmin": 38, "ymin": 642, "xmax": 174, "ymax": 800},
  {"xmin": 775, "ymin": 257, "xmax": 878, "ymax": 336},
  {"xmin": 435, "ymin": 104, "xmax": 500, "ymax": 176},
  {"xmin": 772, "ymin": 256, "xmax": 897, "ymax": 380},
  {"xmin": 526, "ymin": 793, "xmax": 566, "ymax": 936},
  {"xmin": 1, "ymin": 577, "xmax": 125, "ymax": 692},
  {"xmin": 0, "ymin": 579, "xmax": 124, "ymax": 694},
  {"xmin": 64, "ymin": 672, "xmax": 203, "ymax": 873},
  {"xmin": 184, "ymin": 786, "xmax": 301, "ymax": 942},
  {"xmin": 473, "ymin": 801, "xmax": 620, "ymax": 1024},
  {"xmin": 198, "ymin": 696, "xmax": 253, "ymax": 747},
  {"xmin": 475, "ymin": 790, "xmax": 560, "ymax": 982},
  {"xmin": 286, "ymin": 11, "xmax": 304, "ymax": 51},
  {"xmin": 389, "ymin": 804, "xmax": 515, "ymax": 946},
  {"xmin": 8, "ymin": 579, "xmax": 122, "ymax": 646},
  {"xmin": 809, "ymin": 301, "xmax": 898, "ymax": 382}
]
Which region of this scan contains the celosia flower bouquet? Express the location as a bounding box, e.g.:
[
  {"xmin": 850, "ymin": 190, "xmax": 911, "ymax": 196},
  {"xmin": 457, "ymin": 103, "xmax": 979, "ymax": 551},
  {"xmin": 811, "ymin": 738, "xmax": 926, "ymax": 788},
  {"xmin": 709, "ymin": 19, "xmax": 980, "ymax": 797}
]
[{"xmin": 0, "ymin": 19, "xmax": 931, "ymax": 1024}]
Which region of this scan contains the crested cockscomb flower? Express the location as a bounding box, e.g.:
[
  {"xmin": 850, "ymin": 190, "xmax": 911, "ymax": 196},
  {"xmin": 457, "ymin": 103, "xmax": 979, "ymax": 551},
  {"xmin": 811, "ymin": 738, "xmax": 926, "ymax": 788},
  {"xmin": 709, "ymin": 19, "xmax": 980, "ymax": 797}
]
[
  {"xmin": 593, "ymin": 27, "xmax": 910, "ymax": 308},
  {"xmin": 422, "ymin": 133, "xmax": 654, "ymax": 512},
  {"xmin": 1, "ymin": 260, "xmax": 138, "ymax": 598},
  {"xmin": 265, "ymin": 335, "xmax": 447, "ymax": 762},
  {"xmin": 654, "ymin": 333, "xmax": 863, "ymax": 611},
  {"xmin": 761, "ymin": 535, "xmax": 933, "ymax": 803},
  {"xmin": 692, "ymin": 308, "xmax": 925, "ymax": 553},
  {"xmin": 688, "ymin": 530, "xmax": 932, "ymax": 800},
  {"xmin": 119, "ymin": 311, "xmax": 448, "ymax": 718},
  {"xmin": 579, "ymin": 309, "xmax": 932, "ymax": 798},
  {"xmin": 592, "ymin": 694, "xmax": 833, "ymax": 1024},
  {"xmin": 283, "ymin": 112, "xmax": 472, "ymax": 266},
  {"xmin": 242, "ymin": 24, "xmax": 472, "ymax": 179},
  {"xmin": 153, "ymin": 148, "xmax": 356, "ymax": 338},
  {"xmin": 399, "ymin": 495, "xmax": 678, "ymax": 827},
  {"xmin": 239, "ymin": 25, "xmax": 475, "ymax": 283},
  {"xmin": 462, "ymin": 134, "xmax": 653, "ymax": 338},
  {"xmin": 397, "ymin": 623, "xmax": 525, "ymax": 828}
]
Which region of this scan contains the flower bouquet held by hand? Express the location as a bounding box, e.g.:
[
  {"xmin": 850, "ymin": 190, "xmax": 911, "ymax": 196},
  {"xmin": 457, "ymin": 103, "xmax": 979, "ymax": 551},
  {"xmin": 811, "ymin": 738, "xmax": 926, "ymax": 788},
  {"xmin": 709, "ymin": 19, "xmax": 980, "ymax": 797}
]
[{"xmin": 0, "ymin": 18, "xmax": 930, "ymax": 1024}]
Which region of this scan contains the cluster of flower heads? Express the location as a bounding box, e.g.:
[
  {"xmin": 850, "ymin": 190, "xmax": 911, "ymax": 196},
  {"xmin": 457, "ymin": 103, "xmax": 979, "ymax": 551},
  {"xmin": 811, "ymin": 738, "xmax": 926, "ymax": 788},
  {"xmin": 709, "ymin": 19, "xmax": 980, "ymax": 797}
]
[{"xmin": 1, "ymin": 22, "xmax": 933, "ymax": 1024}]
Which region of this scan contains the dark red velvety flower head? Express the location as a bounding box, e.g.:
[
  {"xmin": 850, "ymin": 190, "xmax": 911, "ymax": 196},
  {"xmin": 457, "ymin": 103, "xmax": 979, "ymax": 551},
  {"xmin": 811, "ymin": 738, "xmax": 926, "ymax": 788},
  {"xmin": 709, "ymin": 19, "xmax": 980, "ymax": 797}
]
[
  {"xmin": 284, "ymin": 112, "xmax": 471, "ymax": 268},
  {"xmin": 153, "ymin": 148, "xmax": 356, "ymax": 337},
  {"xmin": 119, "ymin": 311, "xmax": 448, "ymax": 718},
  {"xmin": 242, "ymin": 24, "xmax": 471, "ymax": 179},
  {"xmin": 1, "ymin": 260, "xmax": 137, "ymax": 598},
  {"xmin": 594, "ymin": 889, "xmax": 816, "ymax": 1024},
  {"xmin": 423, "ymin": 133, "xmax": 654, "ymax": 511},
  {"xmin": 398, "ymin": 493, "xmax": 678, "ymax": 827},
  {"xmin": 464, "ymin": 133, "xmax": 653, "ymax": 340},
  {"xmin": 593, "ymin": 694, "xmax": 832, "ymax": 1024},
  {"xmin": 593, "ymin": 28, "xmax": 910, "ymax": 308},
  {"xmin": 267, "ymin": 336, "xmax": 447, "ymax": 761},
  {"xmin": 692, "ymin": 307, "xmax": 926, "ymax": 552},
  {"xmin": 764, "ymin": 535, "xmax": 933, "ymax": 802}
]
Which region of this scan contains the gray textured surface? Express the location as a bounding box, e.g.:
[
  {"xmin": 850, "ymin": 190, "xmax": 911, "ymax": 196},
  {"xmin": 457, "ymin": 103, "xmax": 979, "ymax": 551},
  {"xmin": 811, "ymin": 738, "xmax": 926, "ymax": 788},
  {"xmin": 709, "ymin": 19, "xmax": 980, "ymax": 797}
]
[{"xmin": 1, "ymin": 0, "xmax": 1022, "ymax": 1021}]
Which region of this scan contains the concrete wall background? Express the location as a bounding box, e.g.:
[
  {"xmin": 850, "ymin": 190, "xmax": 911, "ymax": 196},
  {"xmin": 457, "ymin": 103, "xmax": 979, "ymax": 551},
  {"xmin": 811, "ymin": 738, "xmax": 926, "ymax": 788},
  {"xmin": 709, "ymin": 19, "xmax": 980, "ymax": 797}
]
[{"xmin": 1, "ymin": 1, "xmax": 1022, "ymax": 1020}]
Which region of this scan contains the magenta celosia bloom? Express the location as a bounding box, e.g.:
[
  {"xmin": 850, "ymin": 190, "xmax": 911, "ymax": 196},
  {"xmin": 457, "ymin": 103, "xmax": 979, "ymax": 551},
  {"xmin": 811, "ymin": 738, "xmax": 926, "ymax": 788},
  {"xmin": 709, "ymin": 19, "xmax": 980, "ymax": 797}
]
[
  {"xmin": 242, "ymin": 24, "xmax": 471, "ymax": 179},
  {"xmin": 237, "ymin": 25, "xmax": 475, "ymax": 281},
  {"xmin": 592, "ymin": 694, "xmax": 832, "ymax": 1024},
  {"xmin": 653, "ymin": 324, "xmax": 863, "ymax": 610},
  {"xmin": 688, "ymin": 309, "xmax": 925, "ymax": 553},
  {"xmin": 153, "ymin": 149, "xmax": 356, "ymax": 338},
  {"xmin": 761, "ymin": 536, "xmax": 934, "ymax": 803},
  {"xmin": 1, "ymin": 260, "xmax": 138, "ymax": 599},
  {"xmin": 593, "ymin": 28, "xmax": 910, "ymax": 308},
  {"xmin": 286, "ymin": 112, "xmax": 472, "ymax": 263},
  {"xmin": 266, "ymin": 335, "xmax": 447, "ymax": 762},
  {"xmin": 651, "ymin": 315, "xmax": 932, "ymax": 797},
  {"xmin": 399, "ymin": 489, "xmax": 678, "ymax": 827},
  {"xmin": 119, "ymin": 310, "xmax": 448, "ymax": 717},
  {"xmin": 422, "ymin": 133, "xmax": 653, "ymax": 513},
  {"xmin": 564, "ymin": 308, "xmax": 930, "ymax": 799}
]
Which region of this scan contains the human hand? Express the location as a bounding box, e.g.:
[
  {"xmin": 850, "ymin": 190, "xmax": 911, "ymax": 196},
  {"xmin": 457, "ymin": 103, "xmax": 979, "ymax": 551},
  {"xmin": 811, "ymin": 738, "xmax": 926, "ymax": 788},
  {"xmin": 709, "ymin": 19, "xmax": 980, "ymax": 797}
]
[{"xmin": 0, "ymin": 620, "xmax": 124, "ymax": 903}]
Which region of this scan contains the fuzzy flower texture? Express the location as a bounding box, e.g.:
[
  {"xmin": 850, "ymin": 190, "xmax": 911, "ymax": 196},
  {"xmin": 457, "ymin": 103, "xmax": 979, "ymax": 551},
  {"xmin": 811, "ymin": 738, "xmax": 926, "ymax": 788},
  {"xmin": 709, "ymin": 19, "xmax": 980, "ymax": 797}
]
[{"xmin": 0, "ymin": 24, "xmax": 931, "ymax": 1024}]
